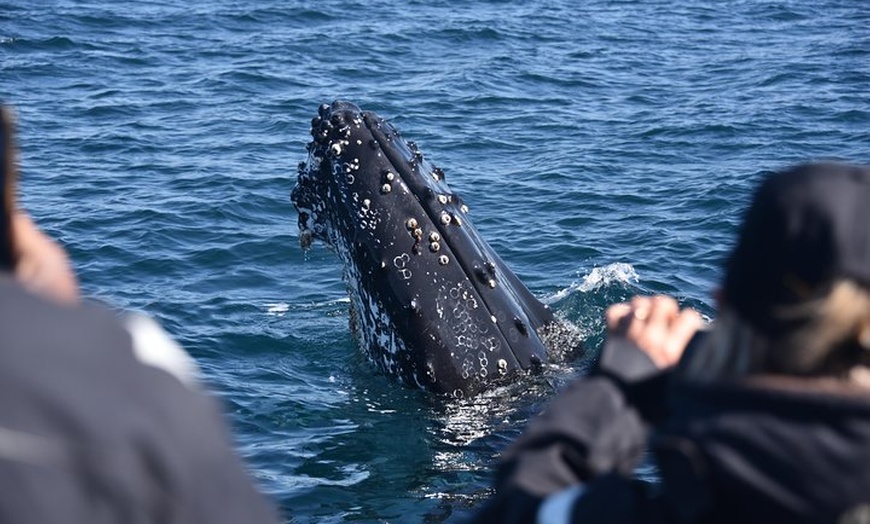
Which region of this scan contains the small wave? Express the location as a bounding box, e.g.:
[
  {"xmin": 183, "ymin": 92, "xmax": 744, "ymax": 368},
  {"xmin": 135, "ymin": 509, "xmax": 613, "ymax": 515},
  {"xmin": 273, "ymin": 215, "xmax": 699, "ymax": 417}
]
[
  {"xmin": 579, "ymin": 263, "xmax": 639, "ymax": 292},
  {"xmin": 265, "ymin": 302, "xmax": 290, "ymax": 316},
  {"xmin": 545, "ymin": 262, "xmax": 639, "ymax": 303},
  {"xmin": 263, "ymin": 297, "xmax": 350, "ymax": 317},
  {"xmin": 273, "ymin": 465, "xmax": 371, "ymax": 490}
]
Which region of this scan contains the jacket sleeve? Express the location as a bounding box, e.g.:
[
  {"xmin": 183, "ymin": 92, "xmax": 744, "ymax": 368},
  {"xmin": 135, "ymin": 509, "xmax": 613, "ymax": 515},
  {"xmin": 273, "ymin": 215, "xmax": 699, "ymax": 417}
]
[
  {"xmin": 472, "ymin": 376, "xmax": 650, "ymax": 523},
  {"xmin": 471, "ymin": 338, "xmax": 676, "ymax": 523}
]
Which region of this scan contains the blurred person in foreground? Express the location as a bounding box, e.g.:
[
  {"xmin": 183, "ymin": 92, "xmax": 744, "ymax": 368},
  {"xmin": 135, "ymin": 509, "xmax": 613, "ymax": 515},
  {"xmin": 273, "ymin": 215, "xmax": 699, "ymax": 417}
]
[
  {"xmin": 473, "ymin": 162, "xmax": 870, "ymax": 523},
  {"xmin": 0, "ymin": 105, "xmax": 280, "ymax": 523}
]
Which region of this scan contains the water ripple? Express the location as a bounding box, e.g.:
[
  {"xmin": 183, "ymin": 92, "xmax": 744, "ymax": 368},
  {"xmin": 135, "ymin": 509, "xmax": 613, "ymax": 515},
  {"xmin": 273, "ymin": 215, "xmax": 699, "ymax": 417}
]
[{"xmin": 3, "ymin": 0, "xmax": 869, "ymax": 521}]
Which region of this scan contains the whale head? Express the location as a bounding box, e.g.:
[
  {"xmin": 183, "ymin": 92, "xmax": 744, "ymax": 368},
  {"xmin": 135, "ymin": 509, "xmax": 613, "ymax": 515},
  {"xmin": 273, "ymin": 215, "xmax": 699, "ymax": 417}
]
[{"xmin": 292, "ymin": 101, "xmax": 581, "ymax": 396}]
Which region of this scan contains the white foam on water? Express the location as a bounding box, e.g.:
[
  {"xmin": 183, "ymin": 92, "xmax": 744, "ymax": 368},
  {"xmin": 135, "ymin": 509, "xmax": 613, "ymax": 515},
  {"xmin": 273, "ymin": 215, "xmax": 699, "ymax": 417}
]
[
  {"xmin": 545, "ymin": 262, "xmax": 639, "ymax": 304},
  {"xmin": 578, "ymin": 262, "xmax": 639, "ymax": 292},
  {"xmin": 265, "ymin": 302, "xmax": 290, "ymax": 316},
  {"xmin": 263, "ymin": 297, "xmax": 351, "ymax": 317}
]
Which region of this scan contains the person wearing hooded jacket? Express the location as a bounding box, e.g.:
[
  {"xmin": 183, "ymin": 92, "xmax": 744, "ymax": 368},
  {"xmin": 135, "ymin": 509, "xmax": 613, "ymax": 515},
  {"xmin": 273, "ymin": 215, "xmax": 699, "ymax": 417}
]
[
  {"xmin": 1, "ymin": 105, "xmax": 281, "ymax": 523},
  {"xmin": 473, "ymin": 162, "xmax": 870, "ymax": 524}
]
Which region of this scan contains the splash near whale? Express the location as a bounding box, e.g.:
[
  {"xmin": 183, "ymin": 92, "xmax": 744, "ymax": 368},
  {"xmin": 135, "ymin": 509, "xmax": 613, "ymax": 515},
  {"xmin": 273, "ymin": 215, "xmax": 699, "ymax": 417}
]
[{"xmin": 291, "ymin": 101, "xmax": 580, "ymax": 397}]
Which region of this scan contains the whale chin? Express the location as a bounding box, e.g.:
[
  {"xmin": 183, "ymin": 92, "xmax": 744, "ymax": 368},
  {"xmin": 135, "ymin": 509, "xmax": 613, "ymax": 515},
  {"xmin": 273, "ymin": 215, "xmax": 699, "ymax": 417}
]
[{"xmin": 292, "ymin": 100, "xmax": 582, "ymax": 397}]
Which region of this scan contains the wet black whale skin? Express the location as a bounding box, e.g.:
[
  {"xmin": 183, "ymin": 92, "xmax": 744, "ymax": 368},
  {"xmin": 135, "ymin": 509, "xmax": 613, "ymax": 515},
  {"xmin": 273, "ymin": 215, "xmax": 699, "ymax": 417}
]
[{"xmin": 292, "ymin": 101, "xmax": 570, "ymax": 396}]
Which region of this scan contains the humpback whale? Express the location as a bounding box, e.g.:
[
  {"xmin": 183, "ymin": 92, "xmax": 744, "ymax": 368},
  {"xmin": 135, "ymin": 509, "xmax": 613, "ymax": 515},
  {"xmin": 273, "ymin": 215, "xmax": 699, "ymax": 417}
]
[{"xmin": 292, "ymin": 101, "xmax": 580, "ymax": 397}]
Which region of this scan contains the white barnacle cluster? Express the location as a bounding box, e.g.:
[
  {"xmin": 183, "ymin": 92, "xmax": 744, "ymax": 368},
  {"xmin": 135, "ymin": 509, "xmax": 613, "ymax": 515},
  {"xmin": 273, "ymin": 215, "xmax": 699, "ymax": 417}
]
[
  {"xmin": 305, "ymin": 154, "xmax": 323, "ymax": 175},
  {"xmin": 351, "ymin": 192, "xmax": 381, "ymax": 232},
  {"xmin": 379, "ymin": 169, "xmax": 395, "ymax": 195},
  {"xmin": 293, "ymin": 150, "xmax": 333, "ymax": 248},
  {"xmin": 429, "ymin": 232, "xmax": 441, "ymax": 253},
  {"xmin": 434, "ymin": 281, "xmax": 503, "ymax": 382},
  {"xmin": 403, "ymin": 217, "xmax": 448, "ymax": 264},
  {"xmin": 429, "ymin": 190, "xmax": 466, "ymax": 236},
  {"xmin": 342, "ymin": 157, "xmax": 361, "ymax": 186}
]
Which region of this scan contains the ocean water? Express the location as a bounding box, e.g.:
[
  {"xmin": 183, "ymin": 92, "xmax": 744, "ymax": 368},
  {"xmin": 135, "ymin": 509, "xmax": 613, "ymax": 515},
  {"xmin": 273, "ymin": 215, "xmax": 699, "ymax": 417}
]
[{"xmin": 2, "ymin": 0, "xmax": 869, "ymax": 521}]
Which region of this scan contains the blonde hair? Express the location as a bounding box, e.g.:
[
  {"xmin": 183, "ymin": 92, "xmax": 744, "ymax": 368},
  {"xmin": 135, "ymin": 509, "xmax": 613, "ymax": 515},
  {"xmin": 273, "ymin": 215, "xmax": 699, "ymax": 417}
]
[{"xmin": 681, "ymin": 279, "xmax": 870, "ymax": 383}]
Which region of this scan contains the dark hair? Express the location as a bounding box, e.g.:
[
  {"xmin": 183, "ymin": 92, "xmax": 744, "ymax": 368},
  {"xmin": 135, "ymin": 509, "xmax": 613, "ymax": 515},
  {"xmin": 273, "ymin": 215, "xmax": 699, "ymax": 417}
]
[
  {"xmin": 1, "ymin": 106, "xmax": 15, "ymax": 270},
  {"xmin": 682, "ymin": 280, "xmax": 870, "ymax": 382}
]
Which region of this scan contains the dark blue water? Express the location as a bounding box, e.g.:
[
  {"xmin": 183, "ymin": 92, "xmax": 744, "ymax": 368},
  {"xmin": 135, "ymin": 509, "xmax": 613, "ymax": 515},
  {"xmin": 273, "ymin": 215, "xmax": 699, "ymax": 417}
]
[{"xmin": 2, "ymin": 1, "xmax": 869, "ymax": 521}]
